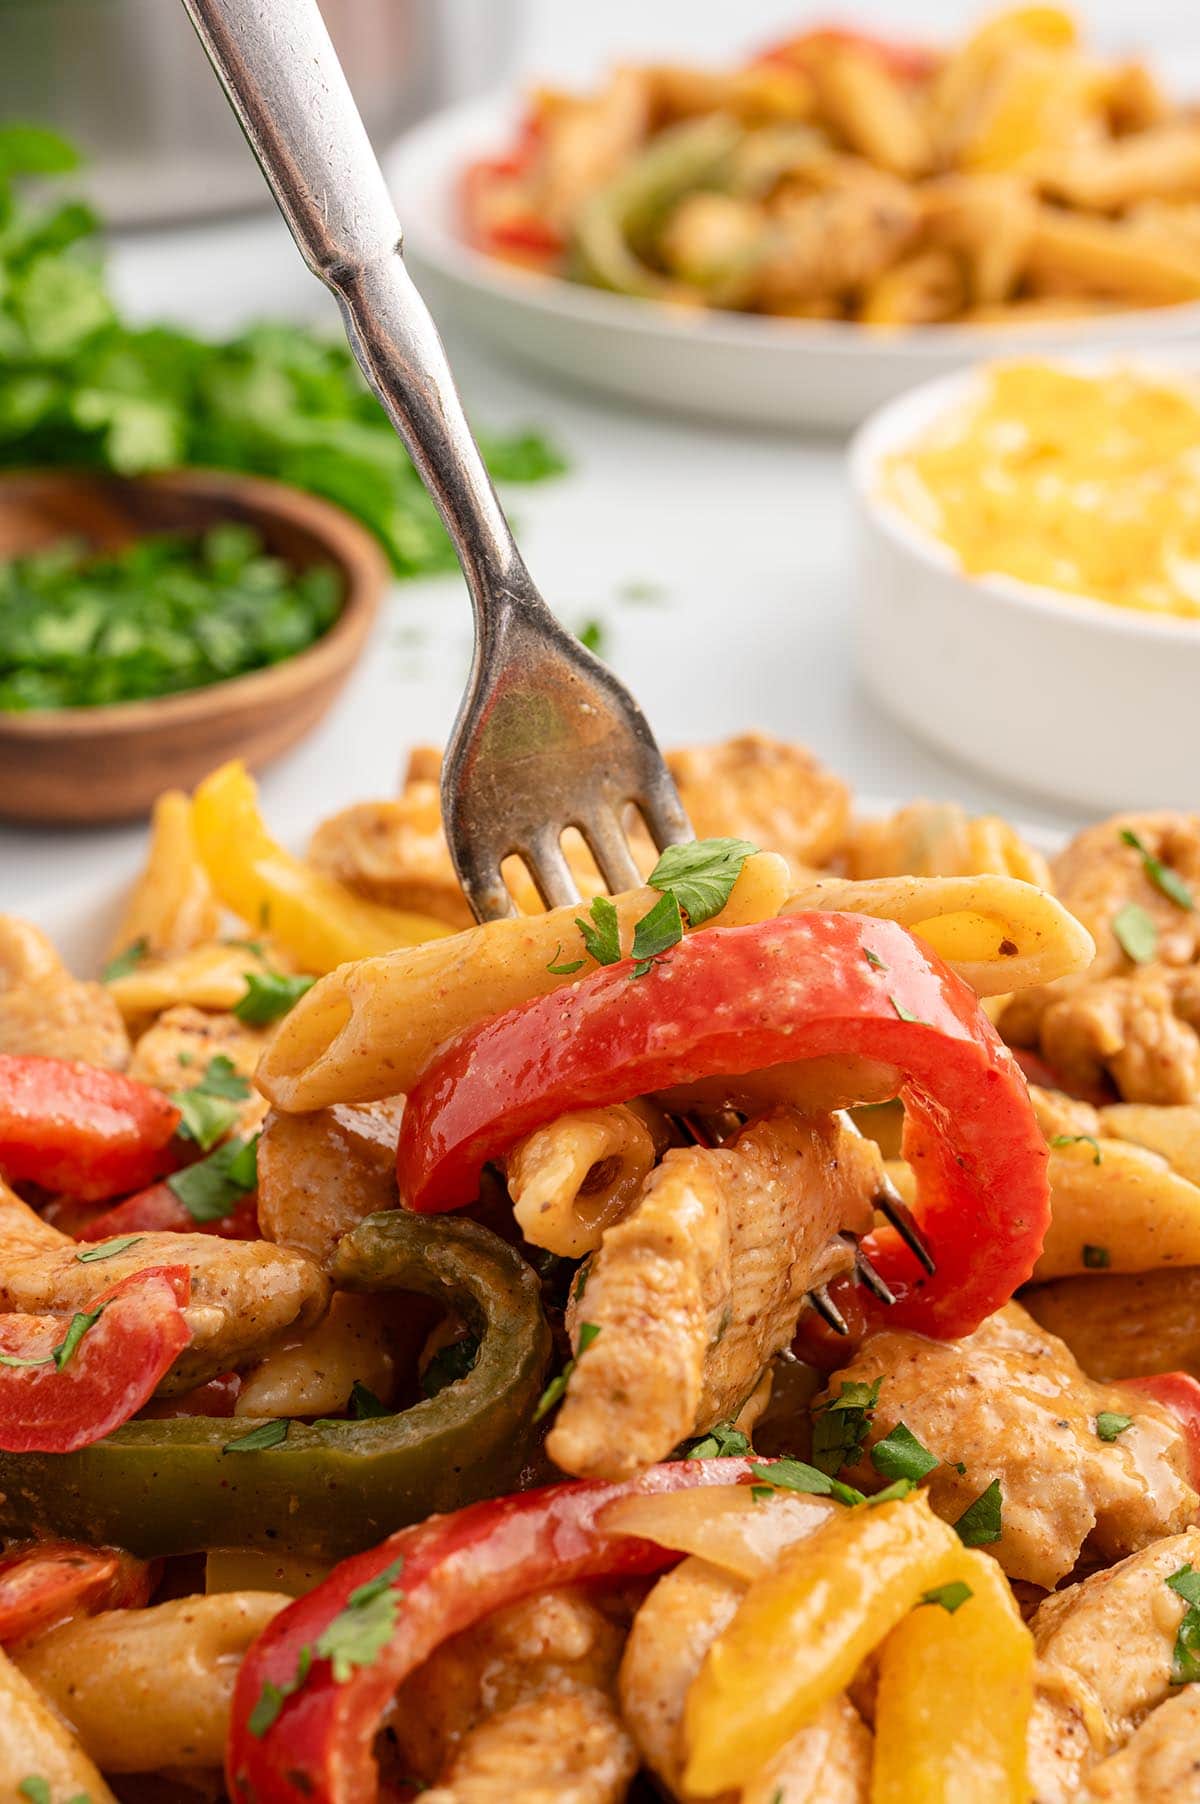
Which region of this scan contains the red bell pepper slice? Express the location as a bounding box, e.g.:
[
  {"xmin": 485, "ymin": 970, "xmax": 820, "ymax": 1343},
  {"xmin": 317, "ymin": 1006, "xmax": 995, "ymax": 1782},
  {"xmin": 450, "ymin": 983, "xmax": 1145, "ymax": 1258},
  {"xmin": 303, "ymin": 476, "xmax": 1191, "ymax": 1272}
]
[
  {"xmin": 0, "ymin": 1055, "xmax": 181, "ymax": 1202},
  {"xmin": 1120, "ymin": 1372, "xmax": 1200, "ymax": 1489},
  {"xmin": 75, "ymin": 1179, "xmax": 260, "ymax": 1244},
  {"xmin": 397, "ymin": 914, "xmax": 1049, "ymax": 1339},
  {"xmin": 0, "ymin": 1264, "xmax": 191, "ymax": 1453},
  {"xmin": 0, "ymin": 1540, "xmax": 155, "ymax": 1644},
  {"xmin": 228, "ymin": 1457, "xmax": 758, "ymax": 1804}
]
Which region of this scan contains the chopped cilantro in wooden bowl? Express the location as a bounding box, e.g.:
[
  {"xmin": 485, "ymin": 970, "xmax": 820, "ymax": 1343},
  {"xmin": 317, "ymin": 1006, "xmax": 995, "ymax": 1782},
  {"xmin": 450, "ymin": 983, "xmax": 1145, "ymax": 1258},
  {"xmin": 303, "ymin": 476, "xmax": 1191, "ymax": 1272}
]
[{"xmin": 0, "ymin": 467, "xmax": 388, "ymax": 824}]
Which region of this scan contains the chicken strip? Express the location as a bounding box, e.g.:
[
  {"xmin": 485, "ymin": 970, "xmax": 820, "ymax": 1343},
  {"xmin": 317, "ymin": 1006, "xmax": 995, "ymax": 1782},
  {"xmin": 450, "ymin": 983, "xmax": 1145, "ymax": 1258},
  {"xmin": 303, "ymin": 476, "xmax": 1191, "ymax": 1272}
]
[
  {"xmin": 0, "ymin": 1175, "xmax": 327, "ymax": 1392},
  {"xmin": 393, "ymin": 1588, "xmax": 634, "ymax": 1804},
  {"xmin": 256, "ymin": 1095, "xmax": 406, "ymax": 1270},
  {"xmin": 128, "ymin": 1006, "xmax": 269, "ymax": 1138},
  {"xmin": 1027, "ymin": 1529, "xmax": 1200, "ymax": 1803},
  {"xmin": 1025, "ymin": 1267, "xmax": 1200, "ymax": 1382},
  {"xmin": 0, "ymin": 917, "xmax": 129, "ymax": 1069},
  {"xmin": 666, "ymin": 733, "xmax": 850, "ymax": 875},
  {"xmin": 1039, "ymin": 970, "xmax": 1200, "ymax": 1107},
  {"xmin": 548, "ymin": 1109, "xmax": 876, "ymax": 1482},
  {"xmin": 829, "ymin": 1303, "xmax": 1197, "ymax": 1588},
  {"xmin": 1081, "ymin": 1686, "xmax": 1200, "ymax": 1801}
]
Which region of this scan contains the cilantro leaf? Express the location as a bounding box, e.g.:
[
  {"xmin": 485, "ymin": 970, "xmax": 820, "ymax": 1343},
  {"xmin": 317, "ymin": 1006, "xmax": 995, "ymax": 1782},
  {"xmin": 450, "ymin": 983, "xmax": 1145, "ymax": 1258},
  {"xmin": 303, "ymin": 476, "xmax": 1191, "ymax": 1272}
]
[
  {"xmin": 233, "ymin": 969, "xmax": 315, "ymax": 1026},
  {"xmin": 630, "ymin": 890, "xmax": 684, "ymax": 975},
  {"xmin": 1167, "ymin": 1564, "xmax": 1200, "ymax": 1684},
  {"xmin": 575, "ymin": 896, "xmax": 621, "ymax": 966},
  {"xmin": 224, "ymin": 1419, "xmax": 289, "ymax": 1453},
  {"xmin": 421, "ymin": 1334, "xmax": 480, "ymax": 1398},
  {"xmin": 870, "ymin": 1421, "xmax": 939, "ymax": 1484},
  {"xmin": 890, "ymin": 996, "xmax": 925, "ymax": 1024},
  {"xmin": 750, "ymin": 1458, "xmax": 866, "ymax": 1507},
  {"xmin": 315, "ymin": 1557, "xmax": 405, "ymax": 1683},
  {"xmin": 576, "ymin": 618, "xmax": 607, "ymax": 655},
  {"xmin": 920, "ymin": 1580, "xmax": 973, "ymax": 1614},
  {"xmin": 1120, "ymin": 829, "xmax": 1195, "ymax": 912},
  {"xmin": 546, "ymin": 942, "xmax": 585, "ymax": 976},
  {"xmin": 101, "ymin": 937, "xmax": 148, "ymax": 982},
  {"xmin": 953, "ymin": 1479, "xmax": 1003, "ymax": 1547},
  {"xmin": 248, "ymin": 1644, "xmax": 312, "ymax": 1738},
  {"xmin": 1095, "ymin": 1411, "xmax": 1133, "ymax": 1442},
  {"xmin": 811, "ymin": 1378, "xmax": 881, "ymax": 1476},
  {"xmin": 646, "ymin": 838, "xmax": 758, "ymax": 927},
  {"xmin": 170, "ymin": 1056, "xmax": 252, "ymax": 1151},
  {"xmin": 1113, "ymin": 902, "xmax": 1158, "ymax": 964},
  {"xmin": 18, "ymin": 1780, "xmax": 52, "ymax": 1804},
  {"xmin": 350, "ymin": 1381, "xmax": 388, "ymax": 1419},
  {"xmin": 52, "ymin": 1303, "xmax": 105, "ymax": 1371},
  {"xmin": 681, "ymin": 1419, "xmax": 751, "ymax": 1460},
  {"xmin": 167, "ymin": 1133, "xmax": 258, "ymax": 1222},
  {"xmin": 863, "ymin": 947, "xmax": 886, "ymax": 971},
  {"xmin": 532, "ymin": 1324, "xmax": 601, "ymax": 1423},
  {"xmin": 1050, "ymin": 1134, "xmax": 1102, "ymax": 1165},
  {"xmin": 75, "ymin": 1235, "xmax": 143, "ymax": 1263}
]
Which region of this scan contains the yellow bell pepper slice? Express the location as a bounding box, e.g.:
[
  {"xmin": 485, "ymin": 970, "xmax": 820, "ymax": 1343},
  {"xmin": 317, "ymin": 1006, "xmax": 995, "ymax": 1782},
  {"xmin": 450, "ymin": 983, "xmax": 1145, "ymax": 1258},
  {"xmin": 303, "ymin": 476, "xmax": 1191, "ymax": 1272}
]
[
  {"xmin": 682, "ymin": 1493, "xmax": 961, "ymax": 1796},
  {"xmin": 111, "ymin": 789, "xmax": 220, "ymax": 959},
  {"xmin": 191, "ymin": 761, "xmax": 452, "ymax": 974},
  {"xmin": 872, "ymin": 1546, "xmax": 1034, "ymax": 1804}
]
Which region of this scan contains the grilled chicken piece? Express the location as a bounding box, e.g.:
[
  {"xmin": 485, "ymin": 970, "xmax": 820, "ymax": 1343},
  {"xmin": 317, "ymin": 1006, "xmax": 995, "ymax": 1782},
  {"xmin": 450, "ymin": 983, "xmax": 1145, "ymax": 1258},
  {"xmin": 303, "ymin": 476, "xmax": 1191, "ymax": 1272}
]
[
  {"xmin": 1001, "ymin": 813, "xmax": 1200, "ymax": 1101},
  {"xmin": 0, "ymin": 917, "xmax": 129, "ymax": 1069},
  {"xmin": 666, "ymin": 734, "xmax": 850, "ymax": 875},
  {"xmin": 548, "ymin": 1109, "xmax": 876, "ymax": 1482},
  {"xmin": 0, "ymin": 1176, "xmax": 327, "ymax": 1392},
  {"xmin": 829, "ymin": 1304, "xmax": 1197, "ymax": 1588},
  {"xmin": 256, "ymin": 1096, "xmax": 406, "ymax": 1270},
  {"xmin": 620, "ymin": 1553, "xmax": 870, "ymax": 1802},
  {"xmin": 1081, "ymin": 1686, "xmax": 1200, "ymax": 1801},
  {"xmin": 1025, "ymin": 1267, "xmax": 1200, "ymax": 1383},
  {"xmin": 1028, "ymin": 1529, "xmax": 1200, "ymax": 1803},
  {"xmin": 394, "ymin": 1588, "xmax": 634, "ymax": 1804},
  {"xmin": 128, "ymin": 1007, "xmax": 269, "ymax": 1138}
]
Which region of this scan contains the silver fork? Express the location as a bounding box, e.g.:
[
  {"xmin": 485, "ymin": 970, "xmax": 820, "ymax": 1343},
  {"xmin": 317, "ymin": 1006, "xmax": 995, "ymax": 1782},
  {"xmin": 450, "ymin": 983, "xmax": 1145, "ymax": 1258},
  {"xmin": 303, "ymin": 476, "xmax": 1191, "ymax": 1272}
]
[{"xmin": 181, "ymin": 0, "xmax": 691, "ymax": 922}]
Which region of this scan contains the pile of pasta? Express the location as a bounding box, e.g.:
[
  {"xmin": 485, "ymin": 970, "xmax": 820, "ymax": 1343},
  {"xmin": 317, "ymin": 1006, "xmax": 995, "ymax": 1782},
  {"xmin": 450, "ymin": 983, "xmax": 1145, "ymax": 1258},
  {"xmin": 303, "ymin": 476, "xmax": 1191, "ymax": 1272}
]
[
  {"xmin": 1, "ymin": 736, "xmax": 1200, "ymax": 1800},
  {"xmin": 463, "ymin": 6, "xmax": 1200, "ymax": 326}
]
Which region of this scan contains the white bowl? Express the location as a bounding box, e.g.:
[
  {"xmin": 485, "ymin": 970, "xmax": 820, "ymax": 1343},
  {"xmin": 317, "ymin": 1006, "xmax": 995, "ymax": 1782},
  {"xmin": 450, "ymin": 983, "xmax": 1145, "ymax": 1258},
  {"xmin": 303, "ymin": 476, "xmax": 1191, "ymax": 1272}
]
[
  {"xmin": 389, "ymin": 93, "xmax": 1200, "ymax": 433},
  {"xmin": 849, "ymin": 359, "xmax": 1200, "ymax": 813}
]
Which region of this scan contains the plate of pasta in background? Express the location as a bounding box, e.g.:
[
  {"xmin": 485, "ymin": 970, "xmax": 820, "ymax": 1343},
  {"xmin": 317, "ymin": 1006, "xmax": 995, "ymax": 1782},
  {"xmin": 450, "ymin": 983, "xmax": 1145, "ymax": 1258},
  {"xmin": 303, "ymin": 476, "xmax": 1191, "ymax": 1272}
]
[
  {"xmin": 389, "ymin": 6, "xmax": 1200, "ymax": 427},
  {"xmin": 3, "ymin": 731, "xmax": 1200, "ymax": 1798}
]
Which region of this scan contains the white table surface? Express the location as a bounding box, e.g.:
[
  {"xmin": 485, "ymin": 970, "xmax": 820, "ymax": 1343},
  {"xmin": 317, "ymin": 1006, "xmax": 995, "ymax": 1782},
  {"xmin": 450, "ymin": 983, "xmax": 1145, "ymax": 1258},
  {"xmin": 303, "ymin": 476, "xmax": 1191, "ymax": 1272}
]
[{"xmin": 2, "ymin": 206, "xmax": 1087, "ymax": 917}]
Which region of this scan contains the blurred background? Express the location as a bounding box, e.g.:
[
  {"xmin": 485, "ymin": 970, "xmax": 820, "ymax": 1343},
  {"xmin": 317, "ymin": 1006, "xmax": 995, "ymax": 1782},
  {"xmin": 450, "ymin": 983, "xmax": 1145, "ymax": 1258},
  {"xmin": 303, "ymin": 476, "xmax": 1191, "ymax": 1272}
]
[{"xmin": 4, "ymin": 1, "xmax": 1198, "ymax": 909}]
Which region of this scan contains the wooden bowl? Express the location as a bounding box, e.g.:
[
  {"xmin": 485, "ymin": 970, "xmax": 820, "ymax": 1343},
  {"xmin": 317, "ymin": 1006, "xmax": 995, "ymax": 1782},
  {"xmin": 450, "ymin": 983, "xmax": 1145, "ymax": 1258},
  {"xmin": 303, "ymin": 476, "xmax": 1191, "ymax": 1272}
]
[{"xmin": 0, "ymin": 468, "xmax": 389, "ymax": 824}]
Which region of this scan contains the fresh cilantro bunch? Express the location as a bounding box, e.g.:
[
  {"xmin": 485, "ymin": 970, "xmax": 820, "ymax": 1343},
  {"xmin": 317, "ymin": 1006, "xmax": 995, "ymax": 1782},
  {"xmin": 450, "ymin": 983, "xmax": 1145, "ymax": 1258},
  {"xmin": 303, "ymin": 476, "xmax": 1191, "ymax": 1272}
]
[{"xmin": 0, "ymin": 126, "xmax": 564, "ymax": 574}]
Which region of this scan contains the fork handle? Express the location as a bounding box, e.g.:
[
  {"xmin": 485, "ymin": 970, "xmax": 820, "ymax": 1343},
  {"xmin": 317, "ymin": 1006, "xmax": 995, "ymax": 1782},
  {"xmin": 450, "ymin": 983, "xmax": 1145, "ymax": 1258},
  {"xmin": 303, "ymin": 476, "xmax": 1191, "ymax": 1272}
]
[{"xmin": 181, "ymin": 0, "xmax": 536, "ymax": 614}]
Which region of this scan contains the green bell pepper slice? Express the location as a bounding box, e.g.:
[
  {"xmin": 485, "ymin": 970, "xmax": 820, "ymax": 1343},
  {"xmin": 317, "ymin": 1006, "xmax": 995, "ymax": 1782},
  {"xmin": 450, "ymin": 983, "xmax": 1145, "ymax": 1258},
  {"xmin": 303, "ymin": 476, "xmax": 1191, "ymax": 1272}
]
[{"xmin": 0, "ymin": 1211, "xmax": 551, "ymax": 1563}]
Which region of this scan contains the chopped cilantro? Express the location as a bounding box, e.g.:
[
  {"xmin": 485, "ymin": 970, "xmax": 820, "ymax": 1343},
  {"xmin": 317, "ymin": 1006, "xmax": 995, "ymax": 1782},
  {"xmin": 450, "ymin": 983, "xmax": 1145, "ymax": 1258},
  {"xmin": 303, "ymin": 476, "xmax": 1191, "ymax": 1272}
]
[
  {"xmin": 868, "ymin": 1478, "xmax": 916, "ymax": 1505},
  {"xmin": 170, "ymin": 1055, "xmax": 251, "ymax": 1152},
  {"xmin": 75, "ymin": 1235, "xmax": 143, "ymax": 1263},
  {"xmin": 315, "ymin": 1557, "xmax": 405, "ymax": 1683},
  {"xmin": 890, "ymin": 996, "xmax": 925, "ymax": 1024},
  {"xmin": 233, "ymin": 969, "xmax": 315, "ymax": 1026},
  {"xmin": 224, "ymin": 1418, "xmax": 289, "ymax": 1453},
  {"xmin": 870, "ymin": 1421, "xmax": 939, "ymax": 1485},
  {"xmin": 750, "ymin": 1458, "xmax": 866, "ymax": 1507},
  {"xmin": 1095, "ymin": 1411, "xmax": 1133, "ymax": 1442},
  {"xmin": 1082, "ymin": 1243, "xmax": 1111, "ymax": 1269},
  {"xmin": 863, "ymin": 947, "xmax": 886, "ymax": 971},
  {"xmin": 920, "ymin": 1580, "xmax": 973, "ymax": 1615},
  {"xmin": 681, "ymin": 1419, "xmax": 751, "ymax": 1460},
  {"xmin": 575, "ymin": 895, "xmax": 621, "ymax": 966},
  {"xmin": 167, "ymin": 1133, "xmax": 258, "ymax": 1222},
  {"xmin": 18, "ymin": 1782, "xmax": 52, "ymax": 1804},
  {"xmin": 811, "ymin": 1377, "xmax": 881, "ymax": 1476},
  {"xmin": 248, "ymin": 1644, "xmax": 313, "ymax": 1738},
  {"xmin": 532, "ymin": 1323, "xmax": 602, "ymax": 1423},
  {"xmin": 630, "ymin": 889, "xmax": 684, "ymax": 977},
  {"xmin": 576, "ymin": 618, "xmax": 607, "ymax": 656},
  {"xmin": 1120, "ymin": 828, "xmax": 1195, "ymax": 912},
  {"xmin": 573, "ymin": 1263, "xmax": 590, "ymax": 1304},
  {"xmin": 645, "ymin": 838, "xmax": 758, "ymax": 927},
  {"xmin": 101, "ymin": 937, "xmax": 148, "ymax": 983},
  {"xmin": 1113, "ymin": 902, "xmax": 1158, "ymax": 964},
  {"xmin": 1168, "ymin": 1564, "xmax": 1200, "ymax": 1683},
  {"xmin": 953, "ymin": 1479, "xmax": 1003, "ymax": 1547},
  {"xmin": 421, "ymin": 1334, "xmax": 480, "ymax": 1398},
  {"xmin": 53, "ymin": 1304, "xmax": 105, "ymax": 1371},
  {"xmin": 350, "ymin": 1381, "xmax": 388, "ymax": 1419},
  {"xmin": 1049, "ymin": 1134, "xmax": 1102, "ymax": 1165},
  {"xmin": 546, "ymin": 942, "xmax": 585, "ymax": 977}
]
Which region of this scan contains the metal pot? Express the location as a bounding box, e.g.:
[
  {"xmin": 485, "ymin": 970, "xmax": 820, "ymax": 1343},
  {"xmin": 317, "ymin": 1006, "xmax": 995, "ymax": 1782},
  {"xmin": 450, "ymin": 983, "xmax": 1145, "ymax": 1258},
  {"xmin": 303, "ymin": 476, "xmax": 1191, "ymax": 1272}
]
[{"xmin": 1, "ymin": 0, "xmax": 515, "ymax": 227}]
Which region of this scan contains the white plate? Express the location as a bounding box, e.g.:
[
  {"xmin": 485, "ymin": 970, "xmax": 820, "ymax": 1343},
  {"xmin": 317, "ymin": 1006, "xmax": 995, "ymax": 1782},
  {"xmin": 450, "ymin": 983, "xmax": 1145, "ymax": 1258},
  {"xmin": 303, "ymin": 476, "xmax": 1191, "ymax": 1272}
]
[
  {"xmin": 389, "ymin": 93, "xmax": 1200, "ymax": 433},
  {"xmin": 849, "ymin": 354, "xmax": 1200, "ymax": 813}
]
